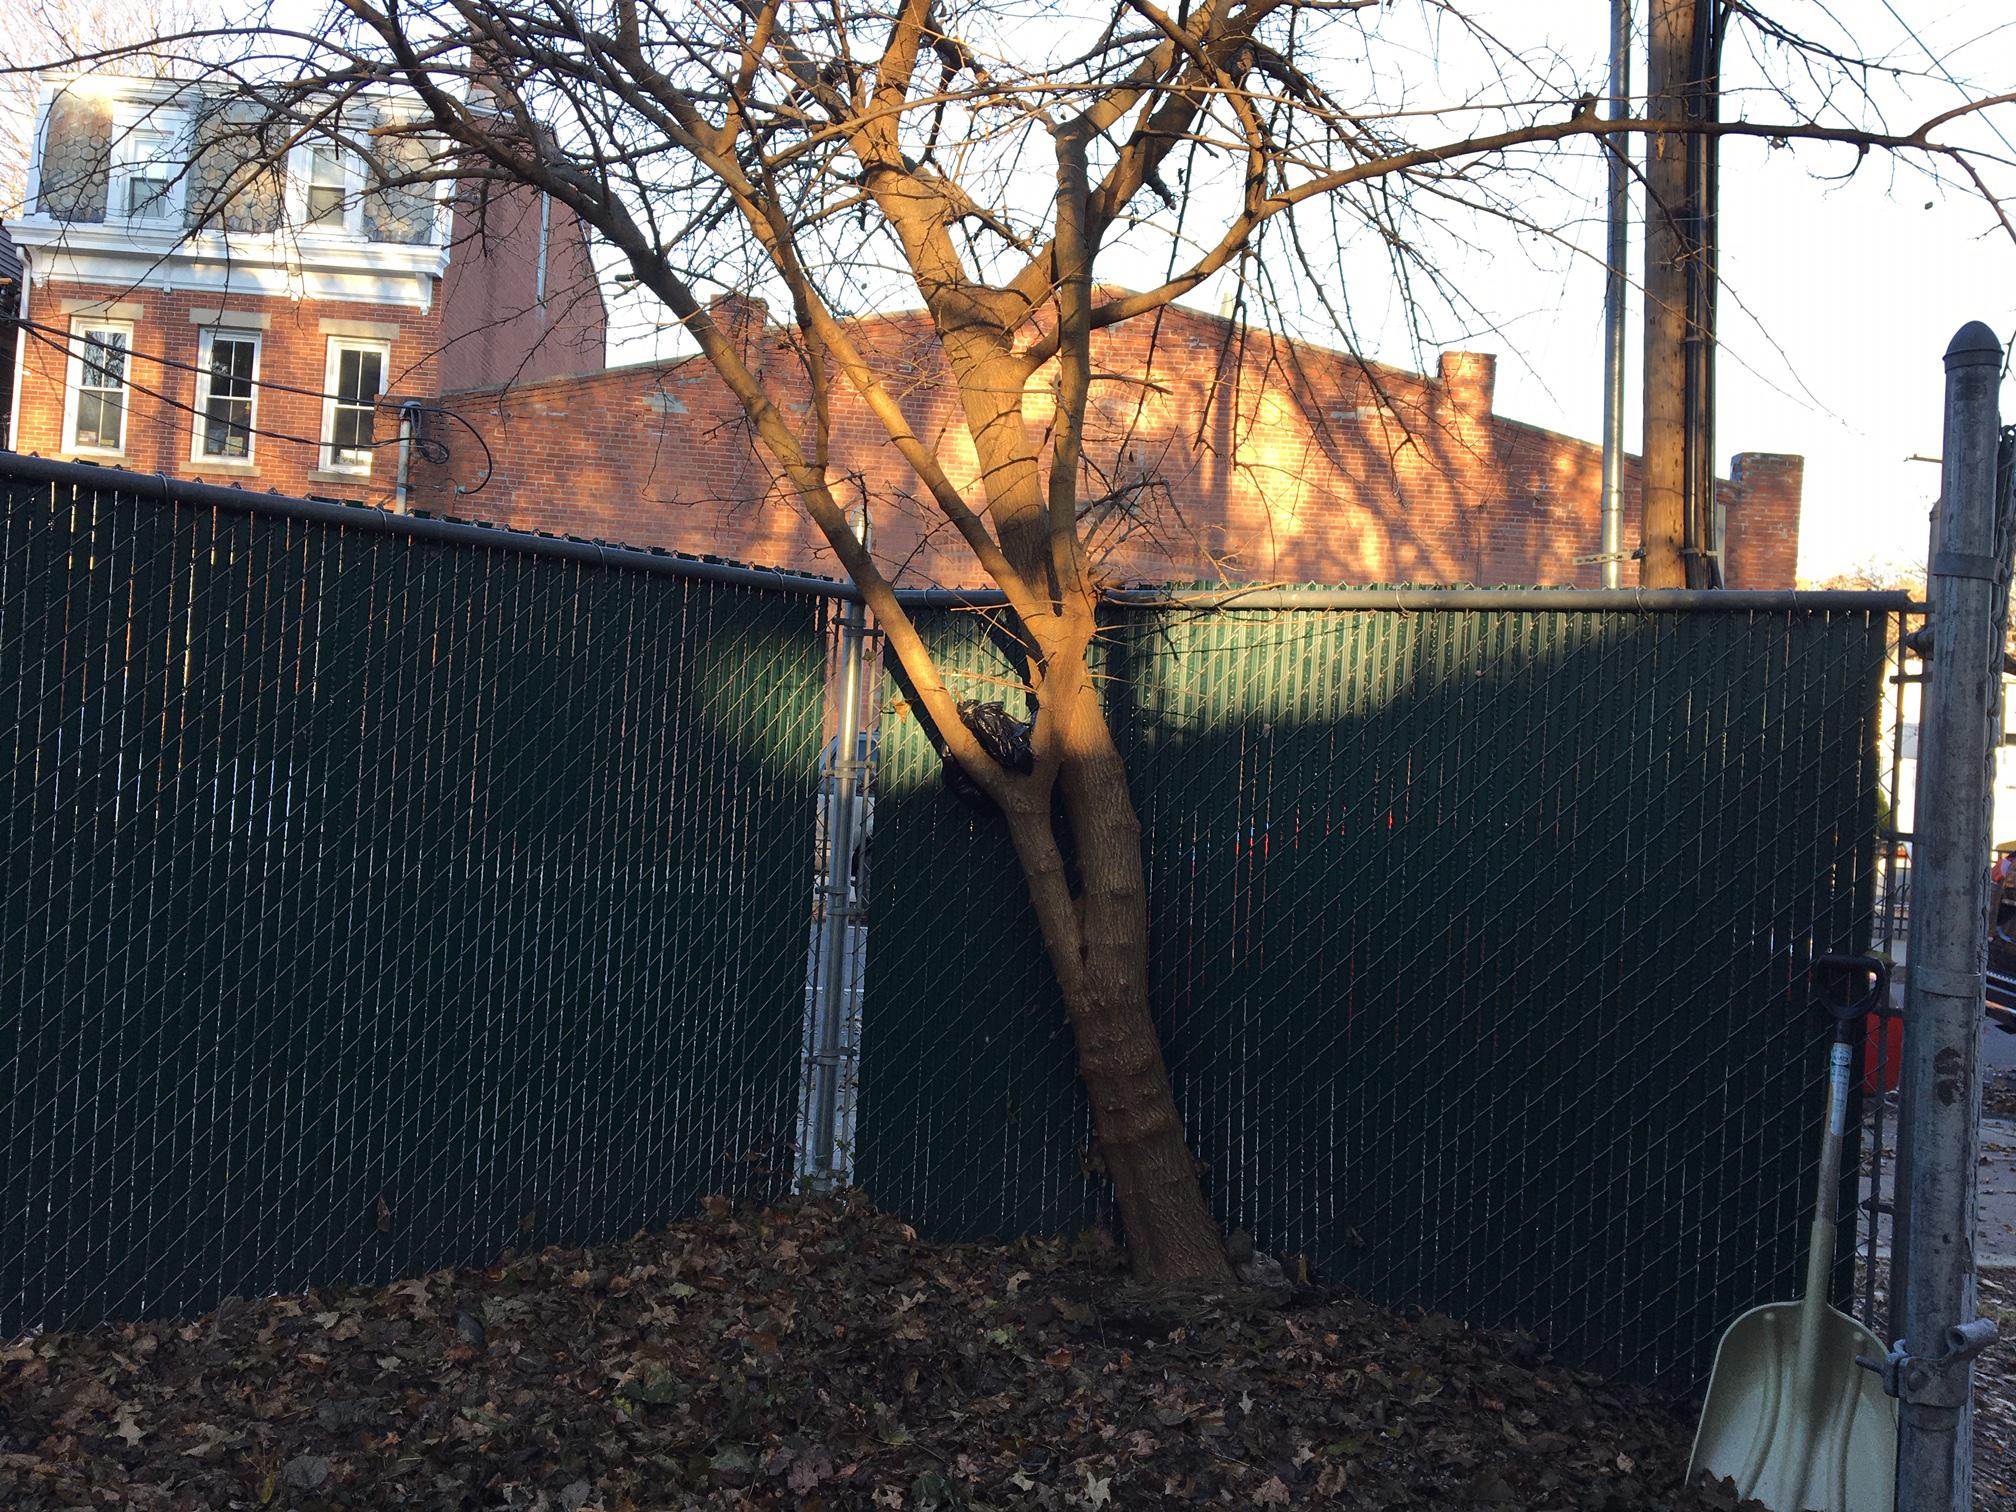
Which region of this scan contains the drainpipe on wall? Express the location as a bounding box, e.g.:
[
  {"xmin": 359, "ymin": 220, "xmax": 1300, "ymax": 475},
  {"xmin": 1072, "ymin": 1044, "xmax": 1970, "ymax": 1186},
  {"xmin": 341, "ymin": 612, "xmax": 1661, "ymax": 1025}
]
[
  {"xmin": 5, "ymin": 251, "xmax": 28, "ymax": 451},
  {"xmin": 1598, "ymin": 0, "xmax": 1631, "ymax": 588},
  {"xmin": 394, "ymin": 400, "xmax": 420, "ymax": 514},
  {"xmin": 535, "ymin": 191, "xmax": 551, "ymax": 316}
]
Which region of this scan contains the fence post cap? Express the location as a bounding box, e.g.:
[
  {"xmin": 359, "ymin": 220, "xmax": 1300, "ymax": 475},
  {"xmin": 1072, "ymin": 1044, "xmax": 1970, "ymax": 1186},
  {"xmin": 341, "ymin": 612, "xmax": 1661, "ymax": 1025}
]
[{"xmin": 1944, "ymin": 321, "xmax": 2002, "ymax": 369}]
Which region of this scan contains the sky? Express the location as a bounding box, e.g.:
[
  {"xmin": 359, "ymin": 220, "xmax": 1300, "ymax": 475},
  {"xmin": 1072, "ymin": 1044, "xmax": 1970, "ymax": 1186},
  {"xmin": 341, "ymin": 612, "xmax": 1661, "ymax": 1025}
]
[
  {"xmin": 593, "ymin": 1, "xmax": 2016, "ymax": 586},
  {"xmin": 1469, "ymin": 2, "xmax": 2016, "ymax": 585},
  {"xmin": 12, "ymin": 0, "xmax": 2008, "ymax": 585}
]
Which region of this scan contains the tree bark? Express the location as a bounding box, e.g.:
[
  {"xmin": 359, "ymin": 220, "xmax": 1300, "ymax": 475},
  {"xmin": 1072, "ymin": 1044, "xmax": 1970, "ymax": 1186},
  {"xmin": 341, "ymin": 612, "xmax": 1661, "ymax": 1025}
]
[
  {"xmin": 999, "ymin": 662, "xmax": 1232, "ymax": 1284},
  {"xmin": 1640, "ymin": 0, "xmax": 1695, "ymax": 589}
]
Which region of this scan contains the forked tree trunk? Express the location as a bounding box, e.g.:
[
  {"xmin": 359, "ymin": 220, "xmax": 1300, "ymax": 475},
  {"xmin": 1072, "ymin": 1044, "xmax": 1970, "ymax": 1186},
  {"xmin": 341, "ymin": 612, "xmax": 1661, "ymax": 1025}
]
[{"xmin": 997, "ymin": 666, "xmax": 1232, "ymax": 1283}]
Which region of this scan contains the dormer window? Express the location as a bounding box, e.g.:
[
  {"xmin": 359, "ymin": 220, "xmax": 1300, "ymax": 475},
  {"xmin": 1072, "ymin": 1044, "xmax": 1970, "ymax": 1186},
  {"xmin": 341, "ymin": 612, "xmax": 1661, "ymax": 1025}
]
[
  {"xmin": 121, "ymin": 148, "xmax": 173, "ymax": 219},
  {"xmin": 306, "ymin": 144, "xmax": 349, "ymax": 226},
  {"xmin": 112, "ymin": 117, "xmax": 184, "ymax": 225}
]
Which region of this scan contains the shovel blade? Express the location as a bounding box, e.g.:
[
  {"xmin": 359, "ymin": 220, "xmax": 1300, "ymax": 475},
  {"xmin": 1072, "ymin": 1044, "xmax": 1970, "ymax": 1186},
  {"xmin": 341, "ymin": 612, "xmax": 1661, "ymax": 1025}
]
[{"xmin": 1689, "ymin": 1301, "xmax": 1897, "ymax": 1512}]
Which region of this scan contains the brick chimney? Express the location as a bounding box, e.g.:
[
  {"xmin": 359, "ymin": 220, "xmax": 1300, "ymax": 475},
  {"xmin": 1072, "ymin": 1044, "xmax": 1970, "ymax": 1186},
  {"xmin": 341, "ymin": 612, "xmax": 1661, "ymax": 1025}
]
[
  {"xmin": 706, "ymin": 291, "xmax": 770, "ymax": 357},
  {"xmin": 1437, "ymin": 351, "xmax": 1497, "ymax": 416},
  {"xmin": 1721, "ymin": 452, "xmax": 1804, "ymax": 588}
]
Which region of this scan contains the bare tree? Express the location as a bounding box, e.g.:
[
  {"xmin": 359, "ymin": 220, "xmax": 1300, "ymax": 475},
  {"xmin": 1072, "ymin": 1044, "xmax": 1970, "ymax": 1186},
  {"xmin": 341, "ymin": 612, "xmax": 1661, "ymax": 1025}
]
[{"xmin": 19, "ymin": 0, "xmax": 2013, "ymax": 1279}]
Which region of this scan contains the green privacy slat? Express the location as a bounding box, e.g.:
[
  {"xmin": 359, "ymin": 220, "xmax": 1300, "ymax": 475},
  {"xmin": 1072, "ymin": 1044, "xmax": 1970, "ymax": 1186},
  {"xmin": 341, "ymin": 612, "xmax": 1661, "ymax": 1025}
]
[
  {"xmin": 860, "ymin": 600, "xmax": 1888, "ymax": 1392},
  {"xmin": 2, "ymin": 459, "xmax": 1891, "ymax": 1396},
  {"xmin": 0, "ymin": 470, "xmax": 825, "ymax": 1336}
]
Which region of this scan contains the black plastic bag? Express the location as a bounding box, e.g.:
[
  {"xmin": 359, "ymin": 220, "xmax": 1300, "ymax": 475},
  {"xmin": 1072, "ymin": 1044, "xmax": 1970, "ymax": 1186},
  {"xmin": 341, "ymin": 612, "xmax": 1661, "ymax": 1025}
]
[{"xmin": 940, "ymin": 699, "xmax": 1034, "ymax": 810}]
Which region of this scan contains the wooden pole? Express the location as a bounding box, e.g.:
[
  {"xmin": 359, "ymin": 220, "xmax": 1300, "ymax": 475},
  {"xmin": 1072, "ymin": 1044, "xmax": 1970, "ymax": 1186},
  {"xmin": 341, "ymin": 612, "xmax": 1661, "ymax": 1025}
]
[{"xmin": 1639, "ymin": 0, "xmax": 1695, "ymax": 588}]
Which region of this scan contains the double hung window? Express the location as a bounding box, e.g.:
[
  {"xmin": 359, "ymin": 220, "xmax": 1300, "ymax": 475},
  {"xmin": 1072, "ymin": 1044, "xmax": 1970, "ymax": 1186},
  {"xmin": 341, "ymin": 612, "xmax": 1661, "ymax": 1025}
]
[
  {"xmin": 195, "ymin": 331, "xmax": 260, "ymax": 461},
  {"xmin": 306, "ymin": 144, "xmax": 350, "ymax": 227},
  {"xmin": 64, "ymin": 322, "xmax": 131, "ymax": 455},
  {"xmin": 322, "ymin": 339, "xmax": 387, "ymax": 473}
]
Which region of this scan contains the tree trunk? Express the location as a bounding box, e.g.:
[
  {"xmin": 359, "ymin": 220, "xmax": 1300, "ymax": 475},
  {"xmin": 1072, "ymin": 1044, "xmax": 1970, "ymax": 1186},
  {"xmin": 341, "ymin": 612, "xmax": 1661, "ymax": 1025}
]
[{"xmin": 999, "ymin": 664, "xmax": 1232, "ymax": 1284}]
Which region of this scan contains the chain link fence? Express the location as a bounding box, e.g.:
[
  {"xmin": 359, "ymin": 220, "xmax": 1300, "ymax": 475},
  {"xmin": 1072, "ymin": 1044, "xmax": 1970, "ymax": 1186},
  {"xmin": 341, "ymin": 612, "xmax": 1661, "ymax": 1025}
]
[
  {"xmin": 1, "ymin": 461, "xmax": 830, "ymax": 1336},
  {"xmin": 3, "ymin": 455, "xmax": 1904, "ymax": 1396},
  {"xmin": 859, "ymin": 597, "xmax": 1894, "ymax": 1390}
]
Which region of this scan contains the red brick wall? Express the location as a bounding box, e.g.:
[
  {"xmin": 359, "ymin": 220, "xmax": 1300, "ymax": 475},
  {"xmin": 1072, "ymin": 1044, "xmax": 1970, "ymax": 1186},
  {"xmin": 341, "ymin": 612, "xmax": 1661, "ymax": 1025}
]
[
  {"xmin": 437, "ymin": 183, "xmax": 606, "ymax": 393},
  {"xmin": 413, "ymin": 304, "xmax": 1802, "ymax": 587},
  {"xmin": 11, "ymin": 278, "xmax": 442, "ymax": 506},
  {"xmin": 12, "ymin": 283, "xmax": 1798, "ymax": 587}
]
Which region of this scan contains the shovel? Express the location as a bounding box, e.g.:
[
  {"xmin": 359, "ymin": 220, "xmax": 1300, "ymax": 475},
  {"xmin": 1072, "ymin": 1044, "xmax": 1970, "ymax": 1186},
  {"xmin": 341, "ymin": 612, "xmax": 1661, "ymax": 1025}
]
[{"xmin": 1687, "ymin": 954, "xmax": 1898, "ymax": 1512}]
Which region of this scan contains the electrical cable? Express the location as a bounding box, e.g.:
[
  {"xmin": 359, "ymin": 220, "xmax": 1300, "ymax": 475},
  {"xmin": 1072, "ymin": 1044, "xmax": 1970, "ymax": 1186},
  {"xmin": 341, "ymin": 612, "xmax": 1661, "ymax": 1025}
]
[{"xmin": 8, "ymin": 313, "xmax": 493, "ymax": 494}]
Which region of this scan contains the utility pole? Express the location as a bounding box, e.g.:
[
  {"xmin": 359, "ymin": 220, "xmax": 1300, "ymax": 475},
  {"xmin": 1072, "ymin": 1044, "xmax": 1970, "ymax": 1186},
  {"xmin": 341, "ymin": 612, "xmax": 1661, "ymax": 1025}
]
[
  {"xmin": 1683, "ymin": 7, "xmax": 1723, "ymax": 587},
  {"xmin": 1640, "ymin": 0, "xmax": 1720, "ymax": 588}
]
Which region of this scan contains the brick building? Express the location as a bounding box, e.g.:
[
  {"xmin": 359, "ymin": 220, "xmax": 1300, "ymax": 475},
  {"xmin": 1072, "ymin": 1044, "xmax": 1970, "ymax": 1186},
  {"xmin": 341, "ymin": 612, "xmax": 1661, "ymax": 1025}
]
[
  {"xmin": 4, "ymin": 75, "xmax": 606, "ymax": 504},
  {"xmin": 5, "ymin": 77, "xmax": 1801, "ymax": 588},
  {"xmin": 413, "ymin": 296, "xmax": 1801, "ymax": 589}
]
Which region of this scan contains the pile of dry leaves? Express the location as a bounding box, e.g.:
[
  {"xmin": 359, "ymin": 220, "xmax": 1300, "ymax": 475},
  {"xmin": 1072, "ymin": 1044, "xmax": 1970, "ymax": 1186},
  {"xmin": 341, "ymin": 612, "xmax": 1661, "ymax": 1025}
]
[
  {"xmin": 1974, "ymin": 1265, "xmax": 2016, "ymax": 1506},
  {"xmin": 3, "ymin": 1196, "xmax": 1769, "ymax": 1509}
]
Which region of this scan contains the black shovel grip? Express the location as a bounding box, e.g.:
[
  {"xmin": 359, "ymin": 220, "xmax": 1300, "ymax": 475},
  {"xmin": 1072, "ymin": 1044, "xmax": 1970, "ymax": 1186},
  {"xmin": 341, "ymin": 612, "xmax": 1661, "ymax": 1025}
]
[{"xmin": 1810, "ymin": 952, "xmax": 1890, "ymax": 1031}]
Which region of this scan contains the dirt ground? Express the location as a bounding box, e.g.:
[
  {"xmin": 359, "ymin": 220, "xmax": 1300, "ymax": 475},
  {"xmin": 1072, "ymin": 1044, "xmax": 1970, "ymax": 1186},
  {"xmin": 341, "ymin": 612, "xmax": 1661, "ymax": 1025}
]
[{"xmin": 1, "ymin": 1197, "xmax": 1774, "ymax": 1511}]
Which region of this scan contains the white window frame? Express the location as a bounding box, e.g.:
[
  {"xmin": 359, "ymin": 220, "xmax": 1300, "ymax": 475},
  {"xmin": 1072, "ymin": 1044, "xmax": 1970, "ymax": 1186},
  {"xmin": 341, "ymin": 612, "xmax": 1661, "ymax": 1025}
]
[
  {"xmin": 61, "ymin": 319, "xmax": 134, "ymax": 458},
  {"xmin": 191, "ymin": 328, "xmax": 262, "ymax": 465},
  {"xmin": 294, "ymin": 138, "xmax": 364, "ymax": 235},
  {"xmin": 320, "ymin": 337, "xmax": 390, "ymax": 474},
  {"xmin": 110, "ymin": 103, "xmax": 188, "ymax": 227}
]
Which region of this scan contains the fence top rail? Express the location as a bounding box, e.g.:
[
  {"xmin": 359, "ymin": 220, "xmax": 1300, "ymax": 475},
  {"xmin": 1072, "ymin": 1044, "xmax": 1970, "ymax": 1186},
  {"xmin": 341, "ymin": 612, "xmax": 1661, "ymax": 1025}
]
[
  {"xmin": 897, "ymin": 585, "xmax": 1926, "ymax": 613},
  {"xmin": 0, "ymin": 452, "xmax": 857, "ymax": 601},
  {"xmin": 3, "ymin": 454, "xmax": 1924, "ymax": 615}
]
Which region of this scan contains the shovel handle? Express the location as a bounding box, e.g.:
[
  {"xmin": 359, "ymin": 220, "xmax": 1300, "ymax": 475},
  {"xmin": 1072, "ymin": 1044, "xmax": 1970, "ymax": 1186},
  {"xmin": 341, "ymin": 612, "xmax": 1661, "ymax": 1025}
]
[{"xmin": 1810, "ymin": 952, "xmax": 1890, "ymax": 1036}]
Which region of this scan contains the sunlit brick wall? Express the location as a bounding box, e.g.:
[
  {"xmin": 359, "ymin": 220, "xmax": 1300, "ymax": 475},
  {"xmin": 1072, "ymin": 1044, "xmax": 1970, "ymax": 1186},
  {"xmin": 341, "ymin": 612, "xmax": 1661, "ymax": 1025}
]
[{"xmin": 408, "ymin": 302, "xmax": 1802, "ymax": 588}]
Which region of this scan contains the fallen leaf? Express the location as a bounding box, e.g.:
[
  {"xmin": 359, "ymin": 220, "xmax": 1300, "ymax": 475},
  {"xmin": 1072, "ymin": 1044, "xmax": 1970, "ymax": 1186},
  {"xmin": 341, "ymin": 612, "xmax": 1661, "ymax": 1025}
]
[{"xmin": 110, "ymin": 1406, "xmax": 145, "ymax": 1447}]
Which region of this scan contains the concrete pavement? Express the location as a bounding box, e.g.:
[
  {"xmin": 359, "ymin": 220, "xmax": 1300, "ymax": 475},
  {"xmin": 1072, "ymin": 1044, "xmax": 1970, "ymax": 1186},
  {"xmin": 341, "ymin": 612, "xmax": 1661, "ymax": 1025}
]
[{"xmin": 1864, "ymin": 1024, "xmax": 2016, "ymax": 1269}]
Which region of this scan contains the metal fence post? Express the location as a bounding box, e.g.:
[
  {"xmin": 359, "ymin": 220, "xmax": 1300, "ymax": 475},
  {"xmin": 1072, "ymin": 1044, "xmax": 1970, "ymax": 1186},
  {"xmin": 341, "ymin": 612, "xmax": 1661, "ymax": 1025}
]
[
  {"xmin": 806, "ymin": 590, "xmax": 867, "ymax": 1189},
  {"xmin": 1894, "ymin": 320, "xmax": 2006, "ymax": 1512}
]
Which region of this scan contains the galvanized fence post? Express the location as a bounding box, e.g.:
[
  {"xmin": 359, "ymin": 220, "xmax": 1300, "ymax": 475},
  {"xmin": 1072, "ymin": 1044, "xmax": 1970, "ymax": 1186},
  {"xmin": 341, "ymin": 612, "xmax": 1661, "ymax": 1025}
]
[
  {"xmin": 805, "ymin": 589, "xmax": 868, "ymax": 1189},
  {"xmin": 1893, "ymin": 321, "xmax": 2007, "ymax": 1512}
]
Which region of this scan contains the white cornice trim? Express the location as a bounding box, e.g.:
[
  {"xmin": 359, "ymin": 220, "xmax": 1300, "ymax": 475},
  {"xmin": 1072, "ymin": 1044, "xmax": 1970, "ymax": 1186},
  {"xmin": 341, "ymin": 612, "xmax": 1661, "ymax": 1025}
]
[
  {"xmin": 3, "ymin": 237, "xmax": 440, "ymax": 313},
  {"xmin": 36, "ymin": 73, "xmax": 439, "ymax": 114},
  {"xmin": 6, "ymin": 217, "xmax": 450, "ymax": 280}
]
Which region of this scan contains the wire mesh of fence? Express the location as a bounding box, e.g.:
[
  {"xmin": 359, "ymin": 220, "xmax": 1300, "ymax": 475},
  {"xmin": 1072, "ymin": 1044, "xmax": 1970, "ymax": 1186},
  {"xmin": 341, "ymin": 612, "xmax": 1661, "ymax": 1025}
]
[
  {"xmin": 2, "ymin": 455, "xmax": 1905, "ymax": 1398},
  {"xmin": 859, "ymin": 598, "xmax": 1893, "ymax": 1390},
  {"xmin": 0, "ymin": 467, "xmax": 828, "ymax": 1337}
]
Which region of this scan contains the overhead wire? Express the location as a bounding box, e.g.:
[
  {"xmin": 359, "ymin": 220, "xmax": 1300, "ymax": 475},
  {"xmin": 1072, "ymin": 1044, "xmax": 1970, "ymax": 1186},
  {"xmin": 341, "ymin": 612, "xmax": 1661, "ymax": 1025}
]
[{"xmin": 7, "ymin": 313, "xmax": 494, "ymax": 494}]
